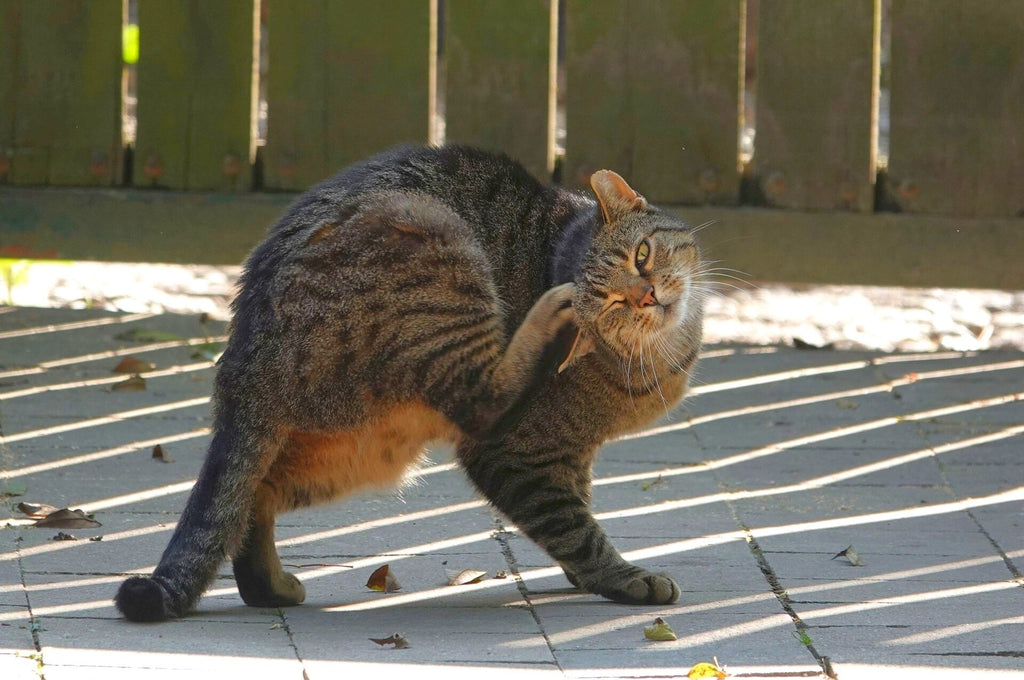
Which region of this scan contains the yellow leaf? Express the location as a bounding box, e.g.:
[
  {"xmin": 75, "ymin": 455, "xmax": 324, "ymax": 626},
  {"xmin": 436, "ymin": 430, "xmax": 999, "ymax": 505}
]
[
  {"xmin": 643, "ymin": 617, "xmax": 677, "ymax": 642},
  {"xmin": 687, "ymin": 661, "xmax": 728, "ymax": 679}
]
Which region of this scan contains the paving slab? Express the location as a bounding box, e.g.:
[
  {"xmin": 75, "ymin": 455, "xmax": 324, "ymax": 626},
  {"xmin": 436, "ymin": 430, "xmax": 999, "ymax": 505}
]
[{"xmin": 3, "ymin": 308, "xmax": 1023, "ymax": 678}]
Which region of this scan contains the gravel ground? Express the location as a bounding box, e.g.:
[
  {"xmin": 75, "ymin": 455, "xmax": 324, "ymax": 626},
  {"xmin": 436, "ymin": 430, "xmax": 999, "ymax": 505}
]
[{"xmin": 2, "ymin": 260, "xmax": 1022, "ymax": 352}]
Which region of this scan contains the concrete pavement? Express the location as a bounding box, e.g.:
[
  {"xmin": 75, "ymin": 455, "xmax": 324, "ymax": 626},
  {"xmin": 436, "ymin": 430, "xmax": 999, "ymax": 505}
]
[{"xmin": 1, "ymin": 306, "xmax": 1022, "ymax": 679}]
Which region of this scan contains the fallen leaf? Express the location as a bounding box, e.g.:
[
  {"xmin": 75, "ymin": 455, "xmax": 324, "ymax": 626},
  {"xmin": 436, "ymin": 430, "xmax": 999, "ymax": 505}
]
[
  {"xmin": 369, "ymin": 633, "xmax": 409, "ymax": 649},
  {"xmin": 151, "ymin": 444, "xmax": 175, "ymax": 463},
  {"xmin": 831, "ymin": 545, "xmax": 863, "ymax": 566},
  {"xmin": 792, "ymin": 630, "xmax": 814, "ymax": 646},
  {"xmin": 793, "ymin": 338, "xmax": 835, "ymax": 351},
  {"xmin": 641, "ymin": 475, "xmax": 665, "ymax": 491},
  {"xmin": 111, "ymin": 374, "xmax": 146, "ymax": 391},
  {"xmin": 1, "ymin": 481, "xmax": 27, "ymax": 498},
  {"xmin": 34, "ymin": 508, "xmax": 101, "ymax": 529},
  {"xmin": 445, "ymin": 568, "xmax": 487, "ymax": 586},
  {"xmin": 17, "ymin": 502, "xmax": 58, "ymax": 519},
  {"xmin": 643, "ymin": 616, "xmax": 677, "ymax": 642},
  {"xmin": 366, "ymin": 564, "xmax": 401, "ymax": 592},
  {"xmin": 493, "ymin": 570, "xmax": 509, "ymax": 579},
  {"xmin": 190, "ymin": 342, "xmax": 224, "ymax": 362},
  {"xmin": 51, "ymin": 532, "xmax": 77, "ymax": 541},
  {"xmin": 687, "ymin": 659, "xmax": 729, "ymax": 679},
  {"xmin": 112, "ymin": 356, "xmax": 155, "ymax": 374},
  {"xmin": 115, "ymin": 328, "xmax": 185, "ymax": 343}
]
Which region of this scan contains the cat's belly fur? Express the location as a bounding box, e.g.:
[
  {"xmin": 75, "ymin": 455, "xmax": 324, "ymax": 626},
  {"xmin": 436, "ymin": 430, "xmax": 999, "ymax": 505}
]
[{"xmin": 263, "ymin": 401, "xmax": 458, "ymax": 509}]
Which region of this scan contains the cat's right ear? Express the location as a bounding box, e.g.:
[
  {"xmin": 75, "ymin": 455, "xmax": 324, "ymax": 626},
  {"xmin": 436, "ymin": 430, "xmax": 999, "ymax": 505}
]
[
  {"xmin": 590, "ymin": 170, "xmax": 648, "ymax": 223},
  {"xmin": 558, "ymin": 329, "xmax": 595, "ymax": 373}
]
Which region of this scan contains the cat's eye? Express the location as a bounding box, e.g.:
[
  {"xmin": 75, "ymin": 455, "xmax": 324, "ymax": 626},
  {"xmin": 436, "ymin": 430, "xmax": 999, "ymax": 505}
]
[{"xmin": 635, "ymin": 240, "xmax": 651, "ymax": 269}]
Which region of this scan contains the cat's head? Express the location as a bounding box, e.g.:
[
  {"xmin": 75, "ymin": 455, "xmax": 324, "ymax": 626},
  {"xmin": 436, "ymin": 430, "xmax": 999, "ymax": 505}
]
[{"xmin": 562, "ymin": 170, "xmax": 703, "ymax": 371}]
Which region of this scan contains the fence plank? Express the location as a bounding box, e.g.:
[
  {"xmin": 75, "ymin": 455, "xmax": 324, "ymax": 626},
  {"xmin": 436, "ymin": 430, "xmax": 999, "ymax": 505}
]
[
  {"xmin": 263, "ymin": 1, "xmax": 431, "ymax": 190},
  {"xmin": 445, "ymin": 0, "xmax": 552, "ymax": 180},
  {"xmin": 134, "ymin": 0, "xmax": 253, "ymax": 191},
  {"xmin": 754, "ymin": 0, "xmax": 876, "ymax": 212},
  {"xmin": 0, "ymin": 0, "xmax": 122, "ymax": 186},
  {"xmin": 565, "ymin": 0, "xmax": 741, "ymax": 204},
  {"xmin": 888, "ymin": 0, "xmax": 1024, "ymax": 217},
  {"xmin": 262, "ymin": 0, "xmax": 328, "ymax": 191}
]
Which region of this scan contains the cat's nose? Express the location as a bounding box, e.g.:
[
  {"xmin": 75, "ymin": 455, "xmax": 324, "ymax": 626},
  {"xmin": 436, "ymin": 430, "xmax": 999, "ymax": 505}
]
[{"xmin": 633, "ymin": 285, "xmax": 657, "ymax": 308}]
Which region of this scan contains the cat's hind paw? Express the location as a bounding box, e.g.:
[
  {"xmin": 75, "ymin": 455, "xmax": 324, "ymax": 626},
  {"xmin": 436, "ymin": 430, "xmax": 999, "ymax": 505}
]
[{"xmin": 115, "ymin": 575, "xmax": 176, "ymax": 622}]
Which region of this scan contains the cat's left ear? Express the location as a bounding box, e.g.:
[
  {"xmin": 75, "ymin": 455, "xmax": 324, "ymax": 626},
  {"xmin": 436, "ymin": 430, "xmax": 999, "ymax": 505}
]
[
  {"xmin": 590, "ymin": 170, "xmax": 648, "ymax": 224},
  {"xmin": 558, "ymin": 329, "xmax": 595, "ymax": 373}
]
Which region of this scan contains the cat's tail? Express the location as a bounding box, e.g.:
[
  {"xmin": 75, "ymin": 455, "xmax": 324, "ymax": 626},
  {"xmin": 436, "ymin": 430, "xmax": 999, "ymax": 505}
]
[{"xmin": 115, "ymin": 416, "xmax": 275, "ymax": 621}]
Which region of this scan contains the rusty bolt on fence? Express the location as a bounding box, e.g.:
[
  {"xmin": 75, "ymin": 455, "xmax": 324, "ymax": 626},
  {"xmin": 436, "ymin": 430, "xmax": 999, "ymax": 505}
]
[
  {"xmin": 699, "ymin": 168, "xmax": 719, "ymax": 195},
  {"xmin": 838, "ymin": 181, "xmax": 858, "ymax": 207},
  {"xmin": 764, "ymin": 171, "xmax": 787, "ymax": 202},
  {"xmin": 898, "ymin": 179, "xmax": 919, "ymax": 203},
  {"xmin": 89, "ymin": 151, "xmax": 109, "ymax": 179},
  {"xmin": 222, "ymin": 153, "xmax": 242, "ymax": 179},
  {"xmin": 143, "ymin": 154, "xmax": 164, "ymax": 181}
]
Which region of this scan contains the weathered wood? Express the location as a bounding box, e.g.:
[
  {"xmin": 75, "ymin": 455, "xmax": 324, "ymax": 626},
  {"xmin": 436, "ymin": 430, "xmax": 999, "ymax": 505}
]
[
  {"xmin": 262, "ymin": 0, "xmax": 329, "ymax": 191},
  {"xmin": 263, "ymin": 1, "xmax": 431, "ymax": 190},
  {"xmin": 565, "ymin": 0, "xmax": 742, "ymax": 204},
  {"xmin": 4, "ymin": 186, "xmax": 1022, "ymax": 290},
  {"xmin": 889, "ymin": 0, "xmax": 1024, "ymax": 217},
  {"xmin": 134, "ymin": 0, "xmax": 253, "ymax": 191},
  {"xmin": 754, "ymin": 0, "xmax": 877, "ymax": 212},
  {"xmin": 0, "ymin": 0, "xmax": 122, "ymax": 186},
  {"xmin": 445, "ymin": 0, "xmax": 552, "ymax": 180}
]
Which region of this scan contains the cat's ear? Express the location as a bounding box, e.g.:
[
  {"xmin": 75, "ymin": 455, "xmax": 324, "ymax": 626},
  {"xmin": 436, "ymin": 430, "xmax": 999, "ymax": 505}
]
[
  {"xmin": 590, "ymin": 170, "xmax": 648, "ymax": 223},
  {"xmin": 558, "ymin": 329, "xmax": 595, "ymax": 373}
]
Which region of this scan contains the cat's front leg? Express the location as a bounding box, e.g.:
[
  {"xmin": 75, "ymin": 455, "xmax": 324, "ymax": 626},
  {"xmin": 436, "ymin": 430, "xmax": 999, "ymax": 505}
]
[
  {"xmin": 459, "ymin": 439, "xmax": 680, "ymax": 606},
  {"xmin": 451, "ymin": 282, "xmax": 577, "ymax": 438}
]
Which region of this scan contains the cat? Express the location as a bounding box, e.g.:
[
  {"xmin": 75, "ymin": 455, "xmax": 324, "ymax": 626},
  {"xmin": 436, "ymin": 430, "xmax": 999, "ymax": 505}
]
[{"xmin": 115, "ymin": 145, "xmax": 704, "ymax": 621}]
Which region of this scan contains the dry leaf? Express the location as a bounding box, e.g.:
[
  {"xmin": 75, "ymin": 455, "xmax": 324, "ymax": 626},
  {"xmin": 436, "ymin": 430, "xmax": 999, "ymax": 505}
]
[
  {"xmin": 366, "ymin": 564, "xmax": 401, "ymax": 592},
  {"xmin": 831, "ymin": 545, "xmax": 863, "ymax": 566},
  {"xmin": 643, "ymin": 616, "xmax": 677, "ymax": 642},
  {"xmin": 445, "ymin": 568, "xmax": 487, "ymax": 586},
  {"xmin": 641, "ymin": 475, "xmax": 665, "ymax": 491},
  {"xmin": 17, "ymin": 502, "xmax": 58, "ymax": 519},
  {"xmin": 111, "ymin": 375, "xmax": 146, "ymax": 391},
  {"xmin": 33, "ymin": 508, "xmax": 101, "ymax": 529},
  {"xmin": 51, "ymin": 532, "xmax": 77, "ymax": 541},
  {"xmin": 115, "ymin": 328, "xmax": 185, "ymax": 342},
  {"xmin": 369, "ymin": 633, "xmax": 409, "ymax": 649},
  {"xmin": 112, "ymin": 356, "xmax": 155, "ymax": 374},
  {"xmin": 151, "ymin": 444, "xmax": 175, "ymax": 463},
  {"xmin": 493, "ymin": 570, "xmax": 509, "ymax": 579},
  {"xmin": 687, "ymin": 659, "xmax": 729, "ymax": 679}
]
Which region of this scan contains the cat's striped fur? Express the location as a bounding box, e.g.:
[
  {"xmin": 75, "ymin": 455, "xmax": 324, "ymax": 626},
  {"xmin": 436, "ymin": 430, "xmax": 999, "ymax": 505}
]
[{"xmin": 115, "ymin": 145, "xmax": 703, "ymax": 621}]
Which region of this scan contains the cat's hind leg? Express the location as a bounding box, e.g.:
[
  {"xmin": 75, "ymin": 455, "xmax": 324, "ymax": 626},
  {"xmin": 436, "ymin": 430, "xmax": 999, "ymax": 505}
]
[{"xmin": 115, "ymin": 414, "xmax": 285, "ymax": 621}]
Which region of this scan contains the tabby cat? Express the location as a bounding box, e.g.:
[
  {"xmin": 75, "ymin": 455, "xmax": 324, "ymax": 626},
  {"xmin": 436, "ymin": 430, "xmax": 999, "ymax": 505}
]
[{"xmin": 116, "ymin": 145, "xmax": 704, "ymax": 622}]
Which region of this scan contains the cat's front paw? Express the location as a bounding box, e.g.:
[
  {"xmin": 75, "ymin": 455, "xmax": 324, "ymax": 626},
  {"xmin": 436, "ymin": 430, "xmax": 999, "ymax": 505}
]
[
  {"xmin": 536, "ymin": 282, "xmax": 577, "ymax": 336},
  {"xmin": 588, "ymin": 568, "xmax": 680, "ymax": 605}
]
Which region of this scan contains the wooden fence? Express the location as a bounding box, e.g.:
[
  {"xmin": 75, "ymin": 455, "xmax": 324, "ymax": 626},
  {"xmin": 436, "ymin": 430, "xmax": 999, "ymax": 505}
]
[{"xmin": 1, "ymin": 0, "xmax": 1023, "ymax": 288}]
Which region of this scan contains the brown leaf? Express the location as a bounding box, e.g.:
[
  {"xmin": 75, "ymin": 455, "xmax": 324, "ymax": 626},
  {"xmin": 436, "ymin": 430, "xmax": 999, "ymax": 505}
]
[
  {"xmin": 17, "ymin": 502, "xmax": 58, "ymax": 519},
  {"xmin": 112, "ymin": 356, "xmax": 155, "ymax": 374},
  {"xmin": 445, "ymin": 568, "xmax": 487, "ymax": 586},
  {"xmin": 34, "ymin": 508, "xmax": 102, "ymax": 529},
  {"xmin": 151, "ymin": 444, "xmax": 175, "ymax": 463},
  {"xmin": 831, "ymin": 545, "xmax": 864, "ymax": 566},
  {"xmin": 111, "ymin": 375, "xmax": 146, "ymax": 391},
  {"xmin": 366, "ymin": 564, "xmax": 401, "ymax": 592},
  {"xmin": 369, "ymin": 633, "xmax": 409, "ymax": 649}
]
